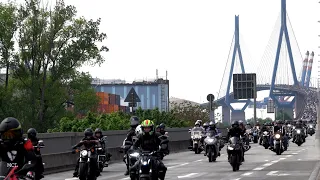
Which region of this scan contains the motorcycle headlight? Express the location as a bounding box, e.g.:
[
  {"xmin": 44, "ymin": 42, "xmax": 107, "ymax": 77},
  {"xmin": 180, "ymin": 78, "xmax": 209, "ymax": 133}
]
[
  {"xmin": 275, "ymin": 134, "xmax": 281, "ymax": 139},
  {"xmin": 263, "ymin": 131, "xmax": 268, "ymax": 135},
  {"xmin": 191, "ymin": 136, "xmax": 194, "ymax": 139},
  {"xmin": 130, "ymin": 152, "xmax": 140, "ymax": 157},
  {"xmin": 207, "ymin": 138, "xmax": 214, "ymax": 143},
  {"xmin": 227, "ymin": 146, "xmax": 234, "ymax": 150},
  {"xmin": 140, "ymin": 159, "xmax": 148, "ymax": 165},
  {"xmin": 296, "ymin": 130, "xmax": 301, "ymax": 134},
  {"xmin": 81, "ymin": 150, "xmax": 88, "ymax": 156},
  {"xmin": 309, "ymin": 125, "xmax": 313, "ymax": 128}
]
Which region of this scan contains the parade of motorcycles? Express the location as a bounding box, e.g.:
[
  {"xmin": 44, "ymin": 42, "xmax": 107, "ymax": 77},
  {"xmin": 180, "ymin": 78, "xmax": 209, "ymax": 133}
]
[{"xmin": 0, "ymin": 99, "xmax": 318, "ymax": 180}]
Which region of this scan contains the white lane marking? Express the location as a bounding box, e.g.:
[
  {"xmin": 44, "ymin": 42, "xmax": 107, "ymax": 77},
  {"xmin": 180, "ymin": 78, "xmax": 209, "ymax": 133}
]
[
  {"xmin": 177, "ymin": 173, "xmax": 198, "ymax": 178},
  {"xmin": 120, "ymin": 178, "xmax": 130, "ymax": 180},
  {"xmin": 265, "ymin": 160, "xmax": 269, "ymax": 161},
  {"xmin": 194, "ymin": 159, "xmax": 203, "ymax": 162},
  {"xmin": 266, "ymin": 171, "xmax": 290, "ymax": 176},
  {"xmin": 241, "ymin": 172, "xmax": 253, "ymax": 176},
  {"xmin": 271, "ymin": 160, "xmax": 279, "ymax": 163},
  {"xmin": 263, "ymin": 163, "xmax": 273, "ymax": 166},
  {"xmin": 302, "ymin": 149, "xmax": 306, "ymax": 150},
  {"xmin": 291, "ymin": 152, "xmax": 298, "ymax": 155},
  {"xmin": 285, "ymin": 155, "xmax": 292, "ymax": 157},
  {"xmin": 233, "ymin": 178, "xmax": 241, "ymax": 180},
  {"xmin": 253, "ymin": 167, "xmax": 264, "ymax": 171},
  {"xmin": 65, "ymin": 178, "xmax": 78, "ymax": 180},
  {"xmin": 168, "ymin": 163, "xmax": 189, "ymax": 169},
  {"xmin": 266, "ymin": 171, "xmax": 278, "ymax": 176},
  {"xmin": 279, "ymin": 158, "xmax": 286, "ymax": 160},
  {"xmin": 221, "ymin": 154, "xmax": 225, "ymax": 156},
  {"xmin": 298, "ymin": 159, "xmax": 301, "ymax": 161}
]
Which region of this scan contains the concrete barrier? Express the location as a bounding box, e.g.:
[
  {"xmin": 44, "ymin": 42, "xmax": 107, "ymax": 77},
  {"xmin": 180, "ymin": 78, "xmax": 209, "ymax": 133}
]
[{"xmin": 39, "ymin": 127, "xmax": 227, "ymax": 174}]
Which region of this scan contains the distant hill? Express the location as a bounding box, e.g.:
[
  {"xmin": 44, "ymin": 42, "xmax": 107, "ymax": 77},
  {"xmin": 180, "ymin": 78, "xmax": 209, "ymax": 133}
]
[{"xmin": 169, "ymin": 97, "xmax": 200, "ymax": 108}]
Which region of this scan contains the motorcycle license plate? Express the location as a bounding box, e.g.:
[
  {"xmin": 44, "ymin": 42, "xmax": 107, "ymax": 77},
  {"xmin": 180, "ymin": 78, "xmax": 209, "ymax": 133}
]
[{"xmin": 253, "ymin": 133, "xmax": 257, "ymax": 136}]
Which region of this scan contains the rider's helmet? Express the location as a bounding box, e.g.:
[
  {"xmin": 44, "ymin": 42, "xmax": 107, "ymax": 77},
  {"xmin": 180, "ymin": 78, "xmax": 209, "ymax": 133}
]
[
  {"xmin": 130, "ymin": 116, "xmax": 140, "ymax": 128},
  {"xmin": 195, "ymin": 121, "xmax": 201, "ymax": 127},
  {"xmin": 159, "ymin": 123, "xmax": 166, "ymax": 130},
  {"xmin": 155, "ymin": 125, "xmax": 160, "ymax": 132},
  {"xmin": 27, "ymin": 128, "xmax": 37, "ymax": 139},
  {"xmin": 209, "ymin": 121, "xmax": 216, "ymax": 129},
  {"xmin": 284, "ymin": 120, "xmax": 289, "ymax": 125},
  {"xmin": 203, "ymin": 122, "xmax": 209, "ymax": 129},
  {"xmin": 231, "ymin": 120, "xmax": 239, "ymax": 128},
  {"xmin": 94, "ymin": 128, "xmax": 102, "ymax": 138},
  {"xmin": 195, "ymin": 120, "xmax": 202, "ymax": 126},
  {"xmin": 135, "ymin": 125, "xmax": 143, "ymax": 135},
  {"xmin": 84, "ymin": 128, "xmax": 93, "ymax": 138},
  {"xmin": 141, "ymin": 120, "xmax": 155, "ymax": 135},
  {"xmin": 0, "ymin": 117, "xmax": 23, "ymax": 142}
]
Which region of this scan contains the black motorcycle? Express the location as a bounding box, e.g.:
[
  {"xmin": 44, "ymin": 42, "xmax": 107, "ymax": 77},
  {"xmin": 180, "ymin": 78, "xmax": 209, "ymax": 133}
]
[
  {"xmin": 273, "ymin": 132, "xmax": 284, "ymax": 155},
  {"xmin": 130, "ymin": 151, "xmax": 160, "ymax": 180},
  {"xmin": 73, "ymin": 140, "xmax": 99, "ymax": 180},
  {"xmin": 227, "ymin": 137, "xmax": 242, "ymax": 171},
  {"xmin": 307, "ymin": 124, "xmax": 315, "ymax": 136},
  {"xmin": 158, "ymin": 135, "xmax": 169, "ymax": 160},
  {"xmin": 261, "ymin": 131, "xmax": 270, "ymax": 149},
  {"xmin": 97, "ymin": 136, "xmax": 108, "ymax": 172},
  {"xmin": 294, "ymin": 128, "xmax": 304, "ymax": 146}
]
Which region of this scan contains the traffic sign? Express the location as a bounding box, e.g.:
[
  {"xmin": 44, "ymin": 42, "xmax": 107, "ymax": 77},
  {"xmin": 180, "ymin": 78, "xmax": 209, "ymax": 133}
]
[
  {"xmin": 124, "ymin": 87, "xmax": 141, "ymax": 102},
  {"xmin": 128, "ymin": 102, "xmax": 137, "ymax": 107},
  {"xmin": 233, "ymin": 73, "xmax": 256, "ymax": 99},
  {"xmin": 207, "ymin": 94, "xmax": 215, "ymax": 102}
]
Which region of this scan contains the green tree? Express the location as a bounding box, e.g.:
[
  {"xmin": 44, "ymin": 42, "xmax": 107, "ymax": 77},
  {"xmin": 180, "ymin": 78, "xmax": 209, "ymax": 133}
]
[
  {"xmin": 276, "ymin": 111, "xmax": 291, "ymax": 121},
  {"xmin": 0, "ymin": 0, "xmax": 108, "ymax": 131}
]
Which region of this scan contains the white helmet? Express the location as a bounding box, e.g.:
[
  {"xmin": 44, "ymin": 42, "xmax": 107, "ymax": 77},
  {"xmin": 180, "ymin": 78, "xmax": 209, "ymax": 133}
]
[{"xmin": 135, "ymin": 125, "xmax": 143, "ymax": 135}]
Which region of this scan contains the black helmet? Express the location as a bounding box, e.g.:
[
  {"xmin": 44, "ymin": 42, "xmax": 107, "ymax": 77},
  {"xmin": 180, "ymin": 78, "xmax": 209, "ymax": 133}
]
[
  {"xmin": 27, "ymin": 128, "xmax": 37, "ymax": 139},
  {"xmin": 159, "ymin": 123, "xmax": 165, "ymax": 129},
  {"xmin": 0, "ymin": 117, "xmax": 23, "ymax": 140},
  {"xmin": 203, "ymin": 122, "xmax": 209, "ymax": 128},
  {"xmin": 209, "ymin": 121, "xmax": 216, "ymax": 128},
  {"xmin": 232, "ymin": 121, "xmax": 239, "ymax": 127},
  {"xmin": 84, "ymin": 128, "xmax": 93, "ymax": 137},
  {"xmin": 95, "ymin": 128, "xmax": 102, "ymax": 134},
  {"xmin": 130, "ymin": 116, "xmax": 140, "ymax": 127}
]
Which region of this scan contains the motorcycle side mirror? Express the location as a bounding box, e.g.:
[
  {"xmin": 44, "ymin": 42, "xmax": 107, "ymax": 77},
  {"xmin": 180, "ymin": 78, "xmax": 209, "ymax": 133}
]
[
  {"xmin": 38, "ymin": 140, "xmax": 43, "ymax": 143},
  {"xmin": 165, "ymin": 132, "xmax": 168, "ymax": 135}
]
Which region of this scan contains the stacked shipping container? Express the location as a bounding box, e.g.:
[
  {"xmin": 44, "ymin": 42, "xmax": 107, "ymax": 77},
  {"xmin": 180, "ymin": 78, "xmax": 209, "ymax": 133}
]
[{"xmin": 96, "ymin": 92, "xmax": 129, "ymax": 113}]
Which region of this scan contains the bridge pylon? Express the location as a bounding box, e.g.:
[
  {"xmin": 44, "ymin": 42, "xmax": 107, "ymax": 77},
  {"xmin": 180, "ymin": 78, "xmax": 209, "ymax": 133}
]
[
  {"xmin": 221, "ymin": 15, "xmax": 251, "ymax": 124},
  {"xmin": 269, "ymin": 0, "xmax": 298, "ymax": 119}
]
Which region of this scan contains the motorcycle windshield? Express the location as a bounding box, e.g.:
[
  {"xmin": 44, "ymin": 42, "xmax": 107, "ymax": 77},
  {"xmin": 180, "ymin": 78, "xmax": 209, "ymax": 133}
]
[
  {"xmin": 0, "ymin": 162, "xmax": 10, "ymax": 179},
  {"xmin": 206, "ymin": 132, "xmax": 214, "ymax": 137},
  {"xmin": 229, "ymin": 137, "xmax": 239, "ymax": 144}
]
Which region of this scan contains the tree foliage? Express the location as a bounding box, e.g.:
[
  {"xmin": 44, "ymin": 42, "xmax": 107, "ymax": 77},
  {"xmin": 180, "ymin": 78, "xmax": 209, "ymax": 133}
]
[
  {"xmin": 0, "ymin": 0, "xmax": 107, "ymax": 132},
  {"xmin": 48, "ymin": 100, "xmax": 210, "ymax": 132}
]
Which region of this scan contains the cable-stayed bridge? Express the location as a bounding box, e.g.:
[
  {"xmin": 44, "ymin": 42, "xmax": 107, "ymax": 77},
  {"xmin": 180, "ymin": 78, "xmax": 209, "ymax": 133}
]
[{"xmin": 213, "ymin": 0, "xmax": 317, "ymax": 124}]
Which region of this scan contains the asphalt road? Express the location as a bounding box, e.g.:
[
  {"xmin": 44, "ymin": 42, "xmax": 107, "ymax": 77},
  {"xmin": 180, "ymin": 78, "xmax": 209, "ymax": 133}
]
[{"xmin": 44, "ymin": 135, "xmax": 320, "ymax": 180}]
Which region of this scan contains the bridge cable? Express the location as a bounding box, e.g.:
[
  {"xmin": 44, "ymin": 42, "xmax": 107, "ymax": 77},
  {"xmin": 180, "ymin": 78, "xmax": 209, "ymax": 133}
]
[{"xmin": 218, "ymin": 35, "xmax": 235, "ymax": 98}]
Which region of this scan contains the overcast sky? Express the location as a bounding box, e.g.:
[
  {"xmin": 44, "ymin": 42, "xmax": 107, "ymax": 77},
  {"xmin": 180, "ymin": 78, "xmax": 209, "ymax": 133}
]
[{"xmin": 1, "ymin": 0, "xmax": 319, "ymax": 104}]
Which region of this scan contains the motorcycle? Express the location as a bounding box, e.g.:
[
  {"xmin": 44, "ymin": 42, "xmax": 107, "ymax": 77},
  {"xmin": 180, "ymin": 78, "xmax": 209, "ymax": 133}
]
[
  {"xmin": 204, "ymin": 132, "xmax": 219, "ymax": 162},
  {"xmin": 251, "ymin": 129, "xmax": 259, "ymax": 143},
  {"xmin": 97, "ymin": 136, "xmax": 108, "ymax": 172},
  {"xmin": 294, "ymin": 129, "xmax": 304, "ymax": 146},
  {"xmin": 158, "ymin": 134, "xmax": 169, "ymax": 160},
  {"xmin": 73, "ymin": 140, "xmax": 99, "ymax": 180},
  {"xmin": 273, "ymin": 132, "xmax": 283, "ymax": 155},
  {"xmin": 0, "ymin": 161, "xmax": 35, "ymax": 180},
  {"xmin": 260, "ymin": 131, "xmax": 270, "ymax": 149},
  {"xmin": 32, "ymin": 140, "xmax": 45, "ymax": 179},
  {"xmin": 307, "ymin": 124, "xmax": 315, "ymax": 136},
  {"xmin": 190, "ymin": 128, "xmax": 203, "ymax": 154},
  {"xmin": 130, "ymin": 151, "xmax": 160, "ymax": 180},
  {"xmin": 227, "ymin": 137, "xmax": 242, "ymax": 172}
]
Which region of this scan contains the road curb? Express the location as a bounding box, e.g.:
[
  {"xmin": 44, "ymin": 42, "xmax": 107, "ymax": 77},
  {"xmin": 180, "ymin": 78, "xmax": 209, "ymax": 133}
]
[{"xmin": 308, "ymin": 161, "xmax": 320, "ymax": 180}]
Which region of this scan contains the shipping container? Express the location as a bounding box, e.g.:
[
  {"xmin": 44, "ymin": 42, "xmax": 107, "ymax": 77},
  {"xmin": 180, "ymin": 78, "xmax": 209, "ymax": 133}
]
[
  {"xmin": 109, "ymin": 94, "xmax": 116, "ymax": 105},
  {"xmin": 119, "ymin": 106, "xmax": 126, "ymax": 112},
  {"xmin": 96, "ymin": 92, "xmax": 110, "ymax": 105},
  {"xmin": 105, "ymin": 104, "xmax": 114, "ymax": 113},
  {"xmin": 115, "ymin": 95, "xmax": 121, "ymax": 106},
  {"xmin": 114, "ymin": 105, "xmax": 119, "ymax": 112},
  {"xmin": 97, "ymin": 104, "xmax": 108, "ymax": 113}
]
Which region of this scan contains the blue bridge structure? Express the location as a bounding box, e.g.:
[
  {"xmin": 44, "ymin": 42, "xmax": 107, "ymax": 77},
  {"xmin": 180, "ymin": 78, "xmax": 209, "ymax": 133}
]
[{"xmin": 213, "ymin": 0, "xmax": 317, "ymax": 124}]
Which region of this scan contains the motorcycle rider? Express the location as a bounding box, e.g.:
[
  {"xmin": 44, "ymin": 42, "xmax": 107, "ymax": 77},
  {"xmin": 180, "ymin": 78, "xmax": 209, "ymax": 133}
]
[
  {"xmin": 94, "ymin": 128, "xmax": 111, "ymax": 168},
  {"xmin": 131, "ymin": 120, "xmax": 167, "ymax": 180},
  {"xmin": 123, "ymin": 116, "xmax": 140, "ymax": 175},
  {"xmin": 0, "ymin": 117, "xmax": 37, "ymax": 178},
  {"xmin": 189, "ymin": 120, "xmax": 205, "ymax": 149},
  {"xmin": 158, "ymin": 123, "xmax": 167, "ymax": 135},
  {"xmin": 72, "ymin": 128, "xmax": 99, "ymax": 177},
  {"xmin": 203, "ymin": 122, "xmax": 209, "ymax": 132},
  {"xmin": 293, "ymin": 120, "xmax": 306, "ymax": 143},
  {"xmin": 27, "ymin": 128, "xmax": 44, "ymax": 179},
  {"xmin": 204, "ymin": 121, "xmax": 221, "ymax": 156},
  {"xmin": 227, "ymin": 121, "xmax": 245, "ymax": 162},
  {"xmin": 259, "ymin": 123, "xmax": 269, "ymax": 144},
  {"xmin": 269, "ymin": 120, "xmax": 288, "ymax": 150}
]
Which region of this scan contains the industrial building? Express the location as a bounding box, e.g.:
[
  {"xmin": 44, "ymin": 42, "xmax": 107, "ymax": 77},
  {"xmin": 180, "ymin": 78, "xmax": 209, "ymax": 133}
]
[{"xmin": 92, "ymin": 71, "xmax": 169, "ymax": 112}]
